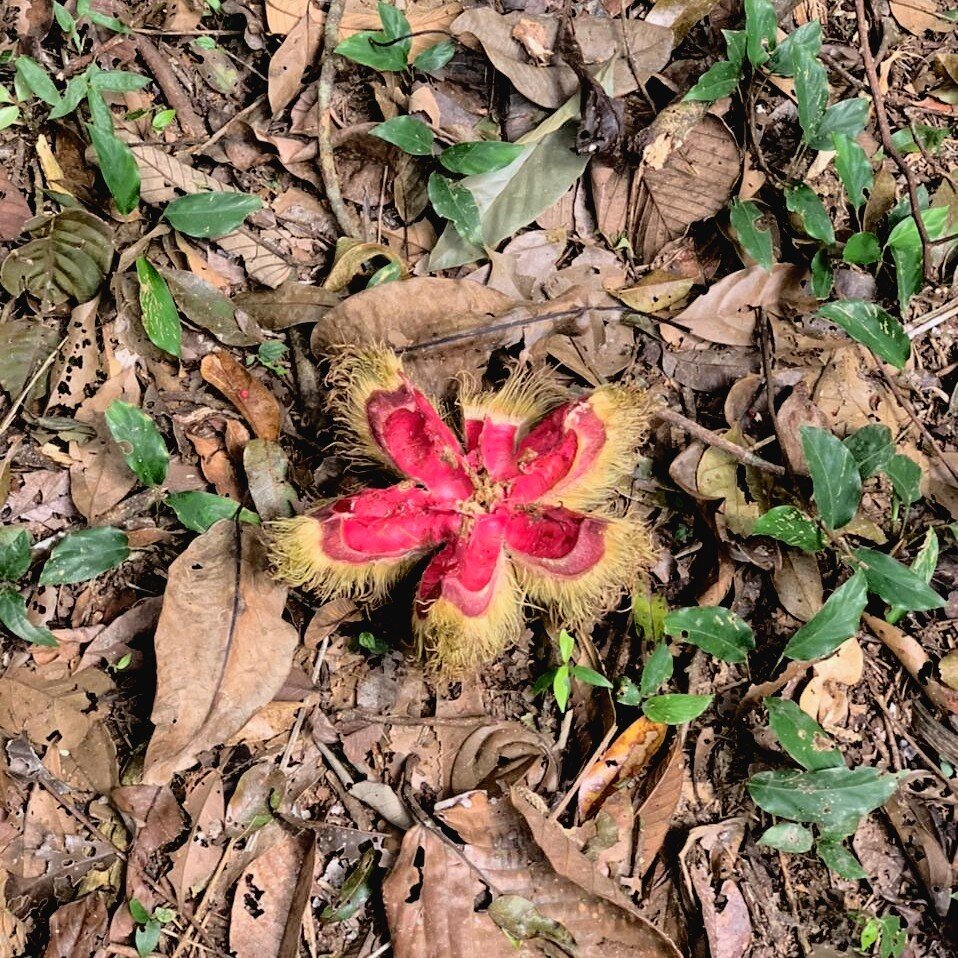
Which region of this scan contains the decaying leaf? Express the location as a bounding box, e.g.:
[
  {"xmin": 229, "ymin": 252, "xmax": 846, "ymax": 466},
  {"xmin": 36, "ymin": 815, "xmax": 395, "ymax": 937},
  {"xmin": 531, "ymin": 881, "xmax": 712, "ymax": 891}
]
[
  {"xmin": 0, "ymin": 173, "xmax": 32, "ymax": 242},
  {"xmin": 143, "ymin": 523, "xmax": 299, "ymax": 784},
  {"xmin": 200, "ymin": 351, "xmax": 283, "ymax": 441}
]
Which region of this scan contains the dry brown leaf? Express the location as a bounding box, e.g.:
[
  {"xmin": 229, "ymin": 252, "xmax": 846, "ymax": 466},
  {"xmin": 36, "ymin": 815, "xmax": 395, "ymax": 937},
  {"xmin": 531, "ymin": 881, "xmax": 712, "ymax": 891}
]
[
  {"xmin": 775, "ymin": 381, "xmax": 830, "ymax": 474},
  {"xmin": 773, "ymin": 550, "xmax": 823, "ymax": 621},
  {"xmin": 450, "ymin": 722, "xmax": 558, "ymax": 796},
  {"xmin": 201, "ymin": 351, "xmax": 283, "ymax": 442},
  {"xmin": 0, "ymin": 173, "xmax": 32, "ymax": 241},
  {"xmin": 78, "ymin": 596, "xmax": 163, "ymax": 671},
  {"xmin": 341, "ymin": 0, "xmax": 462, "ymax": 59},
  {"xmin": 143, "ymin": 523, "xmax": 299, "ymax": 784},
  {"xmin": 266, "ymin": 0, "xmax": 308, "ymax": 34},
  {"xmin": 46, "ymin": 296, "xmax": 100, "ymax": 413},
  {"xmin": 940, "ymin": 650, "xmax": 958, "ymax": 691},
  {"xmin": 217, "ymin": 229, "xmax": 293, "ymax": 289},
  {"xmin": 234, "ymin": 281, "xmax": 340, "ymax": 330},
  {"xmin": 268, "ymin": 2, "xmax": 323, "ymax": 112},
  {"xmin": 613, "ymin": 271, "xmax": 694, "ymax": 313},
  {"xmin": 43, "ymin": 893, "xmax": 108, "ymax": 958},
  {"xmin": 645, "ymin": 0, "xmax": 722, "ymax": 43},
  {"xmin": 384, "ymin": 787, "xmax": 681, "ymax": 958},
  {"xmin": 890, "ymin": 0, "xmax": 954, "ymax": 34},
  {"xmin": 169, "ymin": 770, "xmax": 225, "ymax": 906},
  {"xmin": 800, "ymin": 638, "xmax": 864, "ymax": 727},
  {"xmin": 451, "ymin": 8, "xmax": 672, "ymax": 108},
  {"xmin": 635, "ymin": 736, "xmax": 685, "ymax": 877},
  {"xmin": 633, "ymin": 116, "xmax": 741, "ymax": 264},
  {"xmin": 670, "ymin": 265, "xmax": 811, "ymax": 346},
  {"xmin": 577, "ymin": 716, "xmax": 666, "ymax": 819}
]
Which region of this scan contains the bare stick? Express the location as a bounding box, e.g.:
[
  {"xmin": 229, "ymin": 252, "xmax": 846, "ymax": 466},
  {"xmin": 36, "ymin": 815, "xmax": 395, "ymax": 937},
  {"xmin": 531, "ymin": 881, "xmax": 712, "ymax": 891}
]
[
  {"xmin": 132, "ymin": 34, "xmax": 207, "ymax": 139},
  {"xmin": 853, "ymin": 0, "xmax": 934, "ymax": 283}
]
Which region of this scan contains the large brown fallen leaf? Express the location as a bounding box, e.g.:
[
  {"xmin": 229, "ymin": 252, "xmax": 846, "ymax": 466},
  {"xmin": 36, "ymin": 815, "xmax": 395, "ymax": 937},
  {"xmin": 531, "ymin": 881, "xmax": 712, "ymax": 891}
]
[
  {"xmin": 269, "ymin": 2, "xmax": 323, "ymax": 112},
  {"xmin": 890, "ymin": 0, "xmax": 954, "ymax": 33},
  {"xmin": 383, "ymin": 787, "xmax": 681, "ymax": 958},
  {"xmin": 43, "ymin": 892, "xmax": 108, "ymax": 958},
  {"xmin": 631, "ymin": 115, "xmax": 740, "ymax": 264},
  {"xmin": 0, "ymin": 173, "xmax": 31, "ymax": 241},
  {"xmin": 201, "ymin": 351, "xmax": 283, "ymax": 442},
  {"xmin": 451, "ymin": 8, "xmax": 673, "ymax": 108},
  {"xmin": 143, "ymin": 522, "xmax": 299, "ymax": 784}
]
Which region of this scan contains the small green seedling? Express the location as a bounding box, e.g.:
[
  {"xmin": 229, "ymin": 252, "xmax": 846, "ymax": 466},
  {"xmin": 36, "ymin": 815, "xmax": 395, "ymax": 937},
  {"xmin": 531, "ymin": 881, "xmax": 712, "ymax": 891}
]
[
  {"xmin": 857, "ymin": 913, "xmax": 907, "ymax": 958},
  {"xmin": 128, "ymin": 899, "xmax": 176, "ymax": 957},
  {"xmin": 533, "ymin": 630, "xmax": 611, "ymax": 711}
]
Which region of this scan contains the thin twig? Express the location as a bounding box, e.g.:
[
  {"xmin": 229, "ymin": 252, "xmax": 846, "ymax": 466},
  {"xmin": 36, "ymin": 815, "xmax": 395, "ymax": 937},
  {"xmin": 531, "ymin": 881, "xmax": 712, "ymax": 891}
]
[
  {"xmin": 317, "ymin": 0, "xmax": 364, "ymax": 239},
  {"xmin": 131, "ymin": 33, "xmax": 207, "ymax": 139},
  {"xmin": 853, "ymin": 0, "xmax": 934, "ymax": 283}
]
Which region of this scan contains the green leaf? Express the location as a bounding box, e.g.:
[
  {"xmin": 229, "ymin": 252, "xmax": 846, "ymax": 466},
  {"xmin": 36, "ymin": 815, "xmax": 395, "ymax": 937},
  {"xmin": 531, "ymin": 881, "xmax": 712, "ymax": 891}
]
[
  {"xmin": 128, "ymin": 899, "xmax": 151, "ymax": 924},
  {"xmin": 15, "ymin": 56, "xmax": 60, "ymax": 106},
  {"xmin": 632, "ymin": 588, "xmax": 668, "ymax": 642},
  {"xmin": 553, "ymin": 664, "xmax": 571, "ymax": 711},
  {"xmin": 810, "ymin": 248, "xmax": 833, "ymax": 299},
  {"xmin": 0, "ymin": 529, "xmax": 31, "ymax": 581},
  {"xmin": 642, "ymin": 693, "xmax": 713, "ymax": 724},
  {"xmin": 165, "ymin": 493, "xmax": 260, "ymax": 534},
  {"xmin": 664, "ymin": 606, "xmax": 755, "ymax": 663},
  {"xmin": 766, "ymin": 697, "xmax": 844, "ymax": 770},
  {"xmin": 104, "ymin": 400, "xmax": 169, "ymax": 486},
  {"xmin": 639, "ymin": 641, "xmax": 673, "ymax": 698},
  {"xmin": 783, "ymin": 570, "xmax": 868, "ymax": 662},
  {"xmin": 0, "ymin": 586, "xmax": 57, "ymax": 646},
  {"xmin": 39, "ymin": 528, "xmax": 130, "ymax": 585},
  {"xmin": 853, "ymin": 547, "xmax": 945, "ymax": 611},
  {"xmin": 794, "ymin": 49, "xmax": 828, "ymax": 143},
  {"xmin": 87, "ymin": 124, "xmax": 140, "ymax": 214},
  {"xmin": 162, "ymin": 269, "xmax": 252, "ymax": 347},
  {"xmin": 0, "ymin": 105, "xmax": 19, "ymax": 130},
  {"xmin": 135, "ymin": 920, "xmax": 162, "ymax": 958},
  {"xmin": 440, "ymin": 141, "xmax": 526, "ymax": 175},
  {"xmin": 1, "ymin": 208, "xmax": 114, "ymax": 308},
  {"xmin": 842, "ymin": 231, "xmax": 881, "ymax": 265},
  {"xmin": 615, "ymin": 676, "xmax": 643, "ymax": 706},
  {"xmin": 136, "ymin": 258, "xmax": 182, "ymax": 357},
  {"xmin": 570, "ymin": 665, "xmax": 613, "ymax": 689},
  {"xmin": 377, "ymin": 1, "xmax": 410, "ymax": 45},
  {"xmin": 843, "ymin": 424, "xmax": 893, "ymax": 478},
  {"xmin": 89, "ymin": 69, "xmax": 151, "ymax": 92},
  {"xmin": 729, "ymin": 199, "xmax": 773, "ymax": 271},
  {"xmin": 320, "ymin": 848, "xmax": 376, "ymax": 923},
  {"xmin": 887, "ymin": 528, "xmax": 938, "ymax": 625},
  {"xmin": 753, "ymin": 505, "xmax": 824, "ymax": 552},
  {"xmin": 413, "ymin": 39, "xmax": 456, "ymax": 73},
  {"xmin": 163, "ymin": 192, "xmax": 263, "ymax": 239},
  {"xmin": 684, "ymin": 59, "xmax": 743, "ymax": 102},
  {"xmin": 558, "ymin": 628, "xmax": 575, "ymax": 663},
  {"xmin": 358, "ymin": 630, "xmax": 389, "ymax": 654},
  {"xmin": 817, "ymin": 839, "xmax": 867, "ymax": 879},
  {"xmin": 884, "ymin": 454, "xmax": 921, "ymax": 506},
  {"xmin": 758, "ymin": 822, "xmax": 814, "ymax": 852},
  {"xmin": 817, "ymin": 300, "xmax": 910, "ymax": 370},
  {"xmin": 767, "ymin": 21, "xmax": 821, "ymax": 76},
  {"xmin": 152, "ymin": 108, "xmax": 176, "ymax": 131},
  {"xmin": 748, "ymin": 765, "xmax": 900, "ymax": 827},
  {"xmin": 832, "ymin": 134, "xmax": 873, "ymax": 211},
  {"xmin": 890, "ymin": 124, "xmax": 950, "ymax": 155},
  {"xmin": 532, "ymin": 667, "xmax": 556, "ymax": 696},
  {"xmin": 49, "ymin": 74, "xmax": 87, "ymax": 120},
  {"xmin": 808, "ymin": 98, "xmax": 870, "ymax": 150},
  {"xmin": 334, "ymin": 31, "xmax": 408, "ymax": 71},
  {"xmin": 744, "ymin": 0, "xmax": 777, "ymax": 65},
  {"xmin": 371, "ymin": 115, "xmax": 435, "ymax": 156},
  {"xmin": 428, "ymin": 172, "xmax": 482, "ymax": 247},
  {"xmin": 367, "ymin": 261, "xmax": 401, "ymax": 287},
  {"xmin": 887, "ymin": 205, "xmax": 953, "ymax": 309},
  {"xmin": 801, "ymin": 425, "xmax": 862, "ymax": 530},
  {"xmin": 785, "ymin": 185, "xmax": 835, "ymax": 244}
]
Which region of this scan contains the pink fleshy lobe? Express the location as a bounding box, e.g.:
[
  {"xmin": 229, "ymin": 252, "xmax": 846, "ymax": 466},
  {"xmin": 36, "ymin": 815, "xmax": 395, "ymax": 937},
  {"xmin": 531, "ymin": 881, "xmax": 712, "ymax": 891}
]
[
  {"xmin": 503, "ymin": 506, "xmax": 607, "ymax": 578},
  {"xmin": 464, "ymin": 415, "xmax": 521, "ymax": 481},
  {"xmin": 366, "ymin": 377, "xmax": 474, "ymax": 501},
  {"xmin": 318, "ymin": 485, "xmax": 459, "ymax": 564}
]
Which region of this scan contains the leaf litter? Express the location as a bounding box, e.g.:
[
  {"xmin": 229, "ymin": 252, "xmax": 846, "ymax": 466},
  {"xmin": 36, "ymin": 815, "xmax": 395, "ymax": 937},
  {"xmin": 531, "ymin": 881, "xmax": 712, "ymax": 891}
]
[{"xmin": 0, "ymin": 0, "xmax": 957, "ymax": 956}]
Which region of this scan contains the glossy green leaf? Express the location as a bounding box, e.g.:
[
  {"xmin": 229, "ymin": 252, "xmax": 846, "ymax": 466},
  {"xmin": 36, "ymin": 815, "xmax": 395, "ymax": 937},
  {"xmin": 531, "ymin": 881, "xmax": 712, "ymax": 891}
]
[
  {"xmin": 105, "ymin": 400, "xmax": 169, "ymax": 486},
  {"xmin": 684, "ymin": 59, "xmax": 743, "ymax": 102},
  {"xmin": 785, "ymin": 185, "xmax": 835, "ymax": 244},
  {"xmin": 640, "ymin": 641, "xmax": 674, "ymax": 698},
  {"xmin": 853, "ymin": 547, "xmax": 945, "ymax": 611},
  {"xmin": 730, "ymin": 199, "xmax": 773, "ymax": 271},
  {"xmin": 87, "ymin": 123, "xmax": 140, "ymax": 214},
  {"xmin": 558, "ymin": 628, "xmax": 575, "ymax": 663},
  {"xmin": 817, "ymin": 839, "xmax": 867, "ymax": 879},
  {"xmin": 48, "ymin": 74, "xmax": 87, "ymax": 120},
  {"xmin": 136, "ymin": 258, "xmax": 182, "ymax": 357},
  {"xmin": 833, "ymin": 134, "xmax": 873, "ymax": 211},
  {"xmin": 428, "ymin": 172, "xmax": 482, "ymax": 247},
  {"xmin": 334, "ymin": 2, "xmax": 410, "ymax": 72},
  {"xmin": 371, "ymin": 115, "xmax": 435, "ymax": 156},
  {"xmin": 0, "ymin": 586, "xmax": 57, "ymax": 646},
  {"xmin": 843, "ymin": 424, "xmax": 893, "ymax": 478},
  {"xmin": 794, "ymin": 48, "xmax": 828, "ymax": 144},
  {"xmin": 767, "ymin": 21, "xmax": 821, "ymax": 76},
  {"xmin": 367, "ymin": 260, "xmax": 401, "ymax": 287},
  {"xmin": 766, "ymin": 697, "xmax": 844, "ymax": 770},
  {"xmin": 817, "ymin": 300, "xmax": 910, "ymax": 370},
  {"xmin": 801, "ymin": 425, "xmax": 862, "ymax": 529},
  {"xmin": 89, "ymin": 69, "xmax": 151, "ymax": 92},
  {"xmin": 890, "ymin": 124, "xmax": 950, "ymax": 155},
  {"xmin": 632, "ymin": 588, "xmax": 668, "ymax": 642},
  {"xmin": 753, "ymin": 505, "xmax": 824, "ymax": 552},
  {"xmin": 15, "ymin": 56, "xmax": 60, "ymax": 106},
  {"xmin": 135, "ymin": 920, "xmax": 162, "ymax": 958},
  {"xmin": 758, "ymin": 822, "xmax": 814, "ymax": 852},
  {"xmin": 887, "ymin": 528, "xmax": 938, "ymax": 625},
  {"xmin": 886, "ymin": 205, "xmax": 952, "ymax": 309},
  {"xmin": 783, "ymin": 570, "xmax": 868, "ymax": 662},
  {"xmin": 413, "ymin": 39, "xmax": 456, "ymax": 73},
  {"xmin": 744, "ymin": 0, "xmax": 777, "ymax": 65},
  {"xmin": 163, "ymin": 192, "xmax": 263, "ymax": 239},
  {"xmin": 0, "ymin": 529, "xmax": 31, "ymax": 581},
  {"xmin": 440, "ymin": 141, "xmax": 526, "ymax": 175},
  {"xmin": 320, "ymin": 848, "xmax": 376, "ymax": 923},
  {"xmin": 665, "ymin": 605, "xmax": 755, "ymax": 662},
  {"xmin": 128, "ymin": 899, "xmax": 151, "ymax": 924},
  {"xmin": 884, "ymin": 454, "xmax": 921, "ymax": 506},
  {"xmin": 0, "ymin": 105, "xmax": 19, "ymax": 130},
  {"xmin": 808, "ymin": 98, "xmax": 870, "ymax": 150},
  {"xmin": 642, "ymin": 693, "xmax": 713, "ymax": 725},
  {"xmin": 39, "ymin": 528, "xmax": 130, "ymax": 585},
  {"xmin": 843, "ymin": 231, "xmax": 881, "ymax": 265},
  {"xmin": 570, "ymin": 665, "xmax": 613, "ymax": 689},
  {"xmin": 553, "ymin": 665, "xmax": 571, "ymax": 711},
  {"xmin": 152, "ymin": 108, "xmax": 176, "ymax": 131},
  {"xmin": 810, "ymin": 248, "xmax": 833, "ymax": 299},
  {"xmin": 615, "ymin": 676, "xmax": 642, "ymax": 706},
  {"xmin": 748, "ymin": 766, "xmax": 900, "ymax": 827}
]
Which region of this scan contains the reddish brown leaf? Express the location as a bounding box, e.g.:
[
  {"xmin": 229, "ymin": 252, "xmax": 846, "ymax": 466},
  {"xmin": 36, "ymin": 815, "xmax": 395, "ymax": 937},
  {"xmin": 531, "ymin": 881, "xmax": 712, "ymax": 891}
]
[
  {"xmin": 44, "ymin": 893, "xmax": 108, "ymax": 958},
  {"xmin": 200, "ymin": 350, "xmax": 283, "ymax": 442},
  {"xmin": 0, "ymin": 174, "xmax": 32, "ymax": 241}
]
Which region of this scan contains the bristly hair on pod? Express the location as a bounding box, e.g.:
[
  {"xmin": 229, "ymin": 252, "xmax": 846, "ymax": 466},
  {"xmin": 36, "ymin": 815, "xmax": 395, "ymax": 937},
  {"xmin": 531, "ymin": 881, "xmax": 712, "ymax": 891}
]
[{"xmin": 459, "ymin": 362, "xmax": 565, "ymax": 430}]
